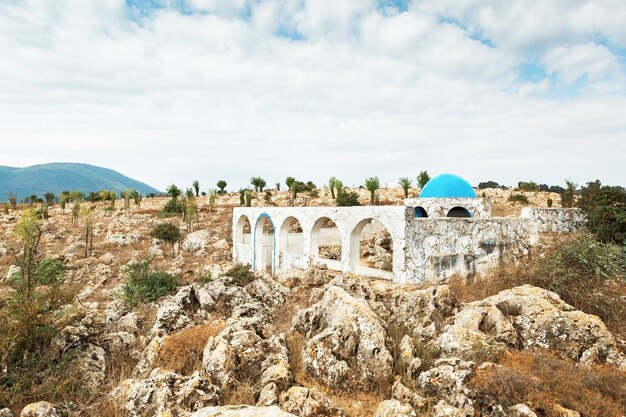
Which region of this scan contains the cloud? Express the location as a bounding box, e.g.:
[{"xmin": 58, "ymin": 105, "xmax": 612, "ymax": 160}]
[{"xmin": 0, "ymin": 0, "xmax": 624, "ymax": 192}]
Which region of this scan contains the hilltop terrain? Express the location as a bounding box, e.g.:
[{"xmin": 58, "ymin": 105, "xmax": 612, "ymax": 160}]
[
  {"xmin": 0, "ymin": 163, "xmax": 159, "ymax": 200},
  {"xmin": 0, "ymin": 187, "xmax": 624, "ymax": 417}
]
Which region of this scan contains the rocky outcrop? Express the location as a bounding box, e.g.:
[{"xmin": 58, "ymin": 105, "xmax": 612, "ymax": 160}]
[
  {"xmin": 113, "ymin": 369, "xmax": 221, "ymax": 417},
  {"xmin": 416, "ymin": 358, "xmax": 475, "ymax": 416},
  {"xmin": 279, "ymin": 386, "xmax": 346, "ymax": 416},
  {"xmin": 437, "ymin": 285, "xmax": 626, "ymax": 367},
  {"xmin": 104, "ymin": 230, "xmax": 140, "ymax": 246},
  {"xmin": 330, "ymin": 275, "xmax": 459, "ymax": 341},
  {"xmin": 182, "ymin": 230, "xmax": 213, "ymax": 253},
  {"xmin": 191, "ymin": 406, "xmax": 297, "ymax": 417},
  {"xmin": 292, "ymin": 285, "xmax": 393, "ymax": 391}
]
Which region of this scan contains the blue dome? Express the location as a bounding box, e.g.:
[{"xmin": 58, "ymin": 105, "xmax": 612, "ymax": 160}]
[{"xmin": 419, "ymin": 174, "xmax": 477, "ymax": 198}]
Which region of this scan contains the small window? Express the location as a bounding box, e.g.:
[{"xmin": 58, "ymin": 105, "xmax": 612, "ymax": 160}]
[
  {"xmin": 414, "ymin": 206, "xmax": 428, "ymax": 218},
  {"xmin": 447, "ymin": 207, "xmax": 472, "ymax": 218}
]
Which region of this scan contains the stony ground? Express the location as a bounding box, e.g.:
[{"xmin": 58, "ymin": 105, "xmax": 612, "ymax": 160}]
[{"xmin": 1, "ymin": 189, "xmax": 622, "ymax": 417}]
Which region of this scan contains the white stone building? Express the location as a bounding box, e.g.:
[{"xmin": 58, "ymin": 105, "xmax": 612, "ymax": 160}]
[{"xmin": 232, "ymin": 174, "xmax": 584, "ymax": 283}]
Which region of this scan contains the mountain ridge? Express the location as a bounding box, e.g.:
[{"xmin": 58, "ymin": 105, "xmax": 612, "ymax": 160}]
[{"xmin": 0, "ymin": 162, "xmax": 160, "ymax": 200}]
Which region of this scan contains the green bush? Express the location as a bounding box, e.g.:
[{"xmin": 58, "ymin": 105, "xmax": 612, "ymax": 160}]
[
  {"xmin": 194, "ymin": 270, "xmax": 213, "ymax": 284},
  {"xmin": 8, "ymin": 258, "xmax": 66, "ymax": 288},
  {"xmin": 508, "ymin": 193, "xmax": 529, "ymax": 204},
  {"xmin": 336, "ymin": 188, "xmax": 360, "ymax": 206},
  {"xmin": 162, "ymin": 198, "xmax": 183, "ymax": 214},
  {"xmin": 224, "ymin": 264, "xmax": 256, "ymax": 287},
  {"xmin": 577, "ymin": 180, "xmax": 626, "ymax": 245},
  {"xmin": 122, "ymin": 260, "xmax": 179, "ymax": 305},
  {"xmin": 547, "ymin": 197, "xmax": 553, "ymax": 207}
]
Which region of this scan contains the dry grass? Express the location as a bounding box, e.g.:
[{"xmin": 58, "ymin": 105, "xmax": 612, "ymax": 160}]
[
  {"xmin": 223, "ymin": 381, "xmax": 257, "ymax": 406},
  {"xmin": 470, "ymin": 350, "xmax": 626, "ymax": 417},
  {"xmin": 155, "ymin": 321, "xmax": 226, "ymax": 375}
]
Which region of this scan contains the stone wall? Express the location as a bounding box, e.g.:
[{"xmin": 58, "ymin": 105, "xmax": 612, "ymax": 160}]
[
  {"xmin": 404, "ymin": 217, "xmax": 537, "ymax": 283},
  {"xmin": 520, "ymin": 207, "xmax": 585, "ymax": 233},
  {"xmin": 403, "ymin": 197, "xmax": 492, "ymax": 219}
]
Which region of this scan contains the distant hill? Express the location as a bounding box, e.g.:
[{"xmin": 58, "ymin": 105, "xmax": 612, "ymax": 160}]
[{"xmin": 0, "ymin": 163, "xmax": 160, "ymax": 200}]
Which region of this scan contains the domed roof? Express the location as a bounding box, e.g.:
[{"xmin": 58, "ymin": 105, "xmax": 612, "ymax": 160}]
[{"xmin": 419, "ymin": 173, "xmax": 477, "ymax": 198}]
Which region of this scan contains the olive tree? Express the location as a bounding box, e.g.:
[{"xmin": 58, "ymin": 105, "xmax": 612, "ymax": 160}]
[
  {"xmin": 365, "ymin": 177, "xmax": 380, "ymax": 205},
  {"xmin": 417, "ymin": 171, "xmax": 431, "ymax": 189},
  {"xmin": 398, "ymin": 177, "xmax": 412, "ymax": 198}
]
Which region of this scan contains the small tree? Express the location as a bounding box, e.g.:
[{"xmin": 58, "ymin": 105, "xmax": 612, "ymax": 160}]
[
  {"xmin": 13, "ymin": 208, "xmax": 43, "ymax": 295},
  {"xmin": 44, "ymin": 192, "xmax": 56, "ymax": 205},
  {"xmin": 216, "ymin": 180, "xmax": 227, "ymax": 194},
  {"xmin": 239, "ymin": 189, "xmax": 246, "ymax": 206},
  {"xmin": 27, "ymin": 195, "xmax": 37, "ymax": 206},
  {"xmin": 72, "ymin": 202, "xmax": 81, "ymax": 226},
  {"xmin": 417, "ymin": 171, "xmax": 431, "ymax": 189},
  {"xmin": 285, "ymin": 177, "xmax": 295, "ymax": 192},
  {"xmin": 60, "ymin": 195, "xmax": 67, "ymax": 215},
  {"xmin": 365, "ymin": 177, "xmax": 380, "ymax": 205},
  {"xmin": 99, "ymin": 190, "xmax": 110, "ymax": 208},
  {"xmin": 398, "ymin": 177, "xmax": 412, "ymax": 198},
  {"xmin": 82, "ymin": 206, "xmax": 95, "ymax": 258},
  {"xmin": 275, "ymin": 182, "xmax": 281, "ymax": 192},
  {"xmin": 208, "ymin": 190, "xmax": 217, "ymax": 214},
  {"xmin": 328, "ymin": 177, "xmax": 338, "ymax": 199},
  {"xmin": 151, "ymin": 223, "xmax": 181, "ymax": 256},
  {"xmin": 192, "ymin": 180, "xmax": 200, "ymax": 197},
  {"xmin": 7, "ymin": 193, "xmax": 17, "ymax": 211},
  {"xmin": 122, "ymin": 189, "xmax": 134, "ymax": 215},
  {"xmin": 561, "ymin": 180, "xmax": 576, "ymax": 208},
  {"xmin": 133, "ymin": 190, "xmax": 142, "ymax": 208},
  {"xmin": 167, "ymin": 184, "xmax": 182, "ymax": 200},
  {"xmin": 245, "ymin": 189, "xmax": 253, "ymax": 207},
  {"xmin": 108, "ymin": 191, "xmax": 117, "ymax": 208},
  {"xmin": 336, "ymin": 188, "xmax": 360, "ymax": 206}
]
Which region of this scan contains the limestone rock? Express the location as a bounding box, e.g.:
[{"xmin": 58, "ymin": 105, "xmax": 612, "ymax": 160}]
[
  {"xmin": 151, "ymin": 286, "xmax": 205, "ymax": 336},
  {"xmin": 20, "ymin": 402, "xmax": 61, "ymax": 417},
  {"xmin": 391, "ymin": 381, "xmax": 427, "ymax": 410},
  {"xmin": 74, "ymin": 344, "xmax": 107, "ymax": 390},
  {"xmin": 416, "ymin": 358, "xmax": 475, "ymax": 415},
  {"xmin": 0, "ymin": 409, "xmax": 13, "ymax": 417},
  {"xmin": 331, "ymin": 275, "xmax": 459, "ymax": 341},
  {"xmin": 113, "ymin": 369, "xmax": 220, "ymax": 417},
  {"xmin": 279, "ymin": 386, "xmax": 346, "ymax": 416},
  {"xmin": 257, "ymin": 383, "xmax": 279, "ymax": 406},
  {"xmin": 191, "ymin": 406, "xmax": 297, "ymax": 417},
  {"xmin": 437, "ymin": 285, "xmax": 626, "ymax": 367},
  {"xmin": 374, "ymin": 400, "xmax": 416, "ymax": 417},
  {"xmin": 508, "ymin": 404, "xmax": 538, "ymax": 417},
  {"xmin": 431, "ymin": 400, "xmax": 471, "ymax": 417},
  {"xmin": 104, "ymin": 231, "xmax": 140, "ymax": 246},
  {"xmin": 182, "ymin": 230, "xmax": 213, "ymax": 253},
  {"xmin": 292, "ymin": 285, "xmax": 393, "ymax": 391}
]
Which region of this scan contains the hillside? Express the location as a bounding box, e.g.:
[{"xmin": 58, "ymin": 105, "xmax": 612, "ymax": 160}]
[{"xmin": 0, "ymin": 163, "xmax": 160, "ymax": 199}]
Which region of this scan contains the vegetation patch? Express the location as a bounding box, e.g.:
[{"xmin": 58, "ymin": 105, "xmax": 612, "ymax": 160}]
[
  {"xmin": 223, "ymin": 263, "xmax": 257, "ymax": 287},
  {"xmin": 470, "ymin": 350, "xmax": 626, "ymax": 417},
  {"xmin": 122, "ymin": 259, "xmax": 180, "ymax": 306},
  {"xmin": 508, "ymin": 193, "xmax": 529, "ymax": 204}
]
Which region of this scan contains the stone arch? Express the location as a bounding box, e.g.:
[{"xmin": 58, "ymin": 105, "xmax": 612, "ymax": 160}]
[
  {"xmin": 350, "ymin": 218, "xmax": 394, "ymax": 279},
  {"xmin": 447, "ymin": 207, "xmax": 472, "ymax": 218},
  {"xmin": 310, "ymin": 216, "xmax": 342, "ymax": 271},
  {"xmin": 414, "ymin": 206, "xmax": 428, "ymax": 218},
  {"xmin": 279, "ymin": 216, "xmax": 305, "ymax": 270},
  {"xmin": 254, "ymin": 213, "xmax": 276, "ymax": 274},
  {"xmin": 234, "ymin": 214, "xmax": 253, "ymax": 265}
]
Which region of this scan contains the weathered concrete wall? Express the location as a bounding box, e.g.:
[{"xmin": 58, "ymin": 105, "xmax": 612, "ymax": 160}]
[
  {"xmin": 520, "ymin": 207, "xmax": 585, "ymax": 233},
  {"xmin": 404, "ymin": 217, "xmax": 537, "ymax": 283},
  {"xmin": 404, "ymin": 198, "xmax": 492, "ymax": 219},
  {"xmin": 232, "ymin": 206, "xmax": 410, "ymax": 281}
]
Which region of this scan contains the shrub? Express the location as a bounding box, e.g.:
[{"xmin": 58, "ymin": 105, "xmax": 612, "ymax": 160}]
[
  {"xmin": 155, "ymin": 322, "xmax": 225, "ymax": 375},
  {"xmin": 33, "ymin": 258, "xmax": 66, "ymax": 285},
  {"xmin": 122, "ymin": 260, "xmax": 179, "ymax": 305},
  {"xmin": 508, "ymin": 194, "xmax": 529, "ymax": 204},
  {"xmin": 162, "ymin": 198, "xmax": 183, "ymax": 214},
  {"xmin": 577, "ymin": 180, "xmax": 626, "ymax": 244},
  {"xmin": 470, "ymin": 350, "xmax": 626, "ymax": 417},
  {"xmin": 308, "ymin": 189, "xmax": 319, "ymax": 198},
  {"xmin": 478, "ymin": 181, "xmax": 500, "ymax": 189},
  {"xmin": 336, "ymin": 188, "xmax": 360, "ymax": 207},
  {"xmin": 150, "ymin": 223, "xmax": 180, "ymax": 256},
  {"xmin": 547, "ymin": 197, "xmax": 553, "ymax": 207},
  {"xmin": 223, "ymin": 263, "xmax": 256, "ymax": 286},
  {"xmin": 194, "ymin": 270, "xmax": 213, "ymax": 284}
]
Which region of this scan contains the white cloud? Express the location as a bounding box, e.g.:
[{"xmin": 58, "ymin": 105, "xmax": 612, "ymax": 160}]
[{"xmin": 0, "ymin": 0, "xmax": 624, "ymax": 192}]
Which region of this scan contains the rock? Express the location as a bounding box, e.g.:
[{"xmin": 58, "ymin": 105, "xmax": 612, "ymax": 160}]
[
  {"xmin": 4, "ymin": 264, "xmax": 20, "ymax": 282},
  {"xmin": 330, "ymin": 275, "xmax": 459, "ymax": 341},
  {"xmin": 151, "ymin": 286, "xmax": 204, "ymax": 336},
  {"xmin": 182, "ymin": 230, "xmax": 213, "ymax": 253},
  {"xmin": 292, "ymin": 285, "xmax": 393, "ymax": 391},
  {"xmin": 552, "ymin": 404, "xmax": 580, "ymax": 417},
  {"xmin": 245, "ymin": 275, "xmax": 290, "ymax": 307},
  {"xmin": 431, "ymin": 400, "xmax": 471, "ymax": 417},
  {"xmin": 279, "ymin": 386, "xmax": 346, "ymax": 416},
  {"xmin": 191, "ymin": 406, "xmax": 297, "ymax": 417},
  {"xmin": 212, "ymin": 239, "xmax": 229, "ymax": 250},
  {"xmin": 437, "ymin": 285, "xmax": 626, "ymax": 367},
  {"xmin": 0, "ymin": 409, "xmax": 13, "ymax": 417},
  {"xmin": 104, "ymin": 231, "xmax": 140, "ymax": 246},
  {"xmin": 374, "ymin": 400, "xmax": 416, "ymax": 417},
  {"xmin": 99, "ymin": 252, "xmax": 116, "ymax": 264},
  {"xmin": 416, "ymin": 358, "xmax": 475, "ymax": 415},
  {"xmin": 113, "ymin": 369, "xmax": 221, "ymax": 417},
  {"xmin": 99, "ymin": 331, "xmax": 137, "ymax": 355},
  {"xmin": 391, "ymin": 381, "xmax": 427, "ymax": 410},
  {"xmin": 74, "ymin": 344, "xmax": 107, "ymax": 390},
  {"xmin": 508, "ymin": 404, "xmax": 538, "ymax": 417},
  {"xmin": 257, "ymin": 383, "xmax": 279, "ymax": 406},
  {"xmin": 20, "ymin": 402, "xmax": 61, "ymax": 417}
]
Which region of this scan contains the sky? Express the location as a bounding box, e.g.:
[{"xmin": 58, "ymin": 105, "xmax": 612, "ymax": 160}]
[{"xmin": 0, "ymin": 0, "xmax": 625, "ymax": 192}]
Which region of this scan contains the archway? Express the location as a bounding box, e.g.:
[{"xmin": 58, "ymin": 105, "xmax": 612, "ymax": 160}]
[
  {"xmin": 254, "ymin": 214, "xmax": 275, "ymax": 274},
  {"xmin": 235, "ymin": 215, "xmax": 253, "ymax": 265},
  {"xmin": 447, "ymin": 207, "xmax": 472, "ymax": 218},
  {"xmin": 310, "ymin": 217, "xmax": 342, "ymax": 271},
  {"xmin": 279, "ymin": 216, "xmax": 305, "ymax": 270},
  {"xmin": 415, "ymin": 206, "xmax": 428, "ymax": 218},
  {"xmin": 350, "ymin": 218, "xmax": 393, "ymax": 279}
]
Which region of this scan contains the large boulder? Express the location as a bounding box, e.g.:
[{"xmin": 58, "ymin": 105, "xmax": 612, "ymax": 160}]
[
  {"xmin": 292, "ymin": 285, "xmax": 393, "ymax": 391},
  {"xmin": 182, "ymin": 230, "xmax": 214, "ymax": 253},
  {"xmin": 19, "ymin": 402, "xmax": 61, "ymax": 417},
  {"xmin": 374, "ymin": 400, "xmax": 416, "ymax": 417},
  {"xmin": 437, "ymin": 285, "xmax": 626, "ymax": 367},
  {"xmin": 330, "ymin": 275, "xmax": 459, "ymax": 341},
  {"xmin": 191, "ymin": 406, "xmax": 297, "ymax": 417},
  {"xmin": 416, "ymin": 357, "xmax": 475, "ymax": 416}
]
